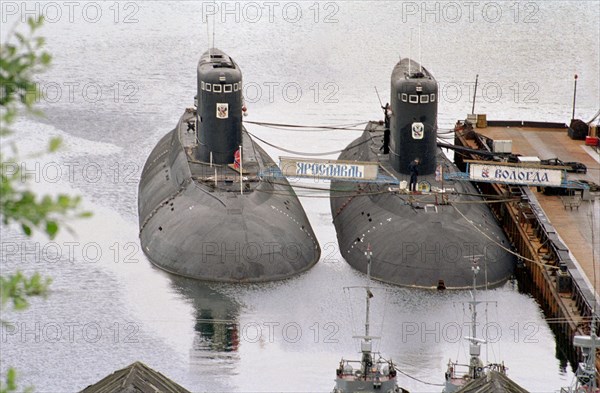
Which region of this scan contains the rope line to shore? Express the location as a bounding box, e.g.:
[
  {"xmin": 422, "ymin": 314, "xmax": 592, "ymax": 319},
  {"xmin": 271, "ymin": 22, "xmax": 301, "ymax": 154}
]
[
  {"xmin": 248, "ymin": 131, "xmax": 373, "ymax": 156},
  {"xmin": 395, "ymin": 368, "xmax": 444, "ymax": 386},
  {"xmin": 246, "ymin": 120, "xmax": 368, "ymax": 131},
  {"xmin": 451, "ymin": 202, "xmax": 559, "ymax": 270}
]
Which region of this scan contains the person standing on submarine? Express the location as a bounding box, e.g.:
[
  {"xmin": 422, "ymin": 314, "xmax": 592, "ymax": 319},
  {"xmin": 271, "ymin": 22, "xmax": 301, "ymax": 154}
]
[{"xmin": 408, "ymin": 158, "xmax": 420, "ymax": 192}]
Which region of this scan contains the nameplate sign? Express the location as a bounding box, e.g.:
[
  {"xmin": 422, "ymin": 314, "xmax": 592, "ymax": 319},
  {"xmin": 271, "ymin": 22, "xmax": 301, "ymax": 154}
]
[
  {"xmin": 469, "ymin": 162, "xmax": 563, "ymax": 186},
  {"xmin": 280, "ymin": 157, "xmax": 379, "ymax": 180}
]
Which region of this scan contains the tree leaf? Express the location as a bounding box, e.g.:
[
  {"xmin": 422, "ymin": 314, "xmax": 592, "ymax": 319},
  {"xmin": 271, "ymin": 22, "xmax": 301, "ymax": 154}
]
[
  {"xmin": 48, "ymin": 137, "xmax": 62, "ymax": 152},
  {"xmin": 21, "ymin": 223, "xmax": 31, "ymax": 236},
  {"xmin": 40, "ymin": 52, "xmax": 52, "ymax": 66},
  {"xmin": 45, "ymin": 221, "xmax": 58, "ymax": 238}
]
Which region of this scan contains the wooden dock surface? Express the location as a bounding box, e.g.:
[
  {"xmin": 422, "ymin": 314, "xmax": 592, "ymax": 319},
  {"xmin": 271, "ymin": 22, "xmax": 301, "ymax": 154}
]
[{"xmin": 477, "ymin": 125, "xmax": 600, "ymax": 292}]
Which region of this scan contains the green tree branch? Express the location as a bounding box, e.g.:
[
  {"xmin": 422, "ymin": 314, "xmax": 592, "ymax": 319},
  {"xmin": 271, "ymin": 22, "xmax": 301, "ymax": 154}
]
[{"xmin": 1, "ymin": 16, "xmax": 91, "ymax": 391}]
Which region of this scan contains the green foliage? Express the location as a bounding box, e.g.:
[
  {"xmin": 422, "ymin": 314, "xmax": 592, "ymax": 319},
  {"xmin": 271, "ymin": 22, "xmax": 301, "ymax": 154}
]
[
  {"xmin": 0, "ymin": 368, "xmax": 33, "ymax": 393},
  {"xmin": 0, "ymin": 368, "xmax": 17, "ymax": 393},
  {"xmin": 1, "ymin": 16, "xmax": 91, "ymax": 240},
  {"xmin": 0, "ymin": 272, "xmax": 51, "ymax": 311},
  {"xmin": 0, "ymin": 16, "xmax": 50, "ymax": 136},
  {"xmin": 0, "ymin": 172, "xmax": 91, "ymax": 240},
  {"xmin": 1, "ymin": 16, "xmax": 90, "ymax": 392}
]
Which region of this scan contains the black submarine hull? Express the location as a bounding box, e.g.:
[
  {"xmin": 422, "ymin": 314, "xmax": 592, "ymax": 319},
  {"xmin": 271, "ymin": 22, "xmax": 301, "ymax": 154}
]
[
  {"xmin": 330, "ymin": 125, "xmax": 514, "ymax": 289},
  {"xmin": 138, "ymin": 48, "xmax": 319, "ymax": 282},
  {"xmin": 330, "ymin": 58, "xmax": 514, "ymax": 289},
  {"xmin": 138, "ymin": 117, "xmax": 320, "ymax": 282}
]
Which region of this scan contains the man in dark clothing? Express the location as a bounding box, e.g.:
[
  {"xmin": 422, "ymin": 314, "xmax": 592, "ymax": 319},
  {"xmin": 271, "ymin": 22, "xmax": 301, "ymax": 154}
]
[
  {"xmin": 380, "ymin": 103, "xmax": 391, "ymax": 154},
  {"xmin": 408, "ymin": 158, "xmax": 420, "ymax": 191}
]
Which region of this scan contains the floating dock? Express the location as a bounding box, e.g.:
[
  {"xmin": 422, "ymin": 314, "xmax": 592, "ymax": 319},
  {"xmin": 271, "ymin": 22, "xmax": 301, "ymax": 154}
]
[{"xmin": 453, "ymin": 119, "xmax": 600, "ymax": 375}]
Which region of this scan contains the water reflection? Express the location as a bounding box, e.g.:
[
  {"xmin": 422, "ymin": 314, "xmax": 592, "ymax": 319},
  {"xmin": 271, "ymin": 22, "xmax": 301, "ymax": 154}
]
[
  {"xmin": 167, "ymin": 275, "xmax": 241, "ymax": 380},
  {"xmin": 194, "ymin": 310, "xmax": 239, "ymax": 353}
]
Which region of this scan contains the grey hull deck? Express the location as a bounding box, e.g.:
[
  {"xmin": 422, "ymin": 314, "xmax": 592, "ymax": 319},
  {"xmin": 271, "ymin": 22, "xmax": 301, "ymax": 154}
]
[
  {"xmin": 138, "ymin": 109, "xmax": 320, "ymax": 282},
  {"xmin": 330, "ymin": 122, "xmax": 514, "ymax": 289}
]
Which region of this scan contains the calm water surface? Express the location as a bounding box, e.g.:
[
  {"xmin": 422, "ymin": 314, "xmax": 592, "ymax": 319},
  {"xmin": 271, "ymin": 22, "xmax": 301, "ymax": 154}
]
[{"xmin": 1, "ymin": 1, "xmax": 599, "ymax": 391}]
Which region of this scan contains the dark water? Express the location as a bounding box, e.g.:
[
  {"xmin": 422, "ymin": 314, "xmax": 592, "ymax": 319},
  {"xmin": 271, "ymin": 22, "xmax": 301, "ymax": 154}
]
[{"xmin": 1, "ymin": 1, "xmax": 598, "ymax": 391}]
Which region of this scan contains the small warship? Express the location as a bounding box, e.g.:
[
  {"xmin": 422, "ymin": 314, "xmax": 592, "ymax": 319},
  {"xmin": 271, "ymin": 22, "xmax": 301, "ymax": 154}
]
[
  {"xmin": 560, "ymin": 319, "xmax": 600, "ymax": 393},
  {"xmin": 330, "ymin": 58, "xmax": 514, "ymax": 289},
  {"xmin": 138, "ymin": 48, "xmax": 320, "ymax": 282},
  {"xmin": 443, "ymin": 262, "xmax": 510, "ymax": 392},
  {"xmin": 333, "ymin": 245, "xmax": 407, "ymax": 393}
]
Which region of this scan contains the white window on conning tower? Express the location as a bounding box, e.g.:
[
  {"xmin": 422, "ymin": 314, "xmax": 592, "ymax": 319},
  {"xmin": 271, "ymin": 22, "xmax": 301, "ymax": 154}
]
[
  {"xmin": 401, "ymin": 93, "xmax": 407, "ymax": 102},
  {"xmin": 213, "ymin": 84, "xmax": 222, "ymax": 93},
  {"xmin": 201, "ymin": 81, "xmax": 205, "ymax": 90},
  {"xmin": 409, "ymin": 95, "xmax": 418, "ymax": 104},
  {"xmin": 430, "ymin": 93, "xmax": 436, "ymax": 102},
  {"xmin": 206, "ymin": 83, "xmax": 212, "ymax": 92},
  {"xmin": 224, "ymin": 84, "xmax": 232, "ymax": 93},
  {"xmin": 234, "ymin": 83, "xmax": 239, "ymax": 91},
  {"xmin": 420, "ymin": 95, "xmax": 429, "ymax": 103}
]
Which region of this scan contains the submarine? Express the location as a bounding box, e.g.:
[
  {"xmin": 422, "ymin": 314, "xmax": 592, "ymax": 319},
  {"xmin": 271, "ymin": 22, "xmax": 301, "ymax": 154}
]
[
  {"xmin": 138, "ymin": 48, "xmax": 320, "ymax": 282},
  {"xmin": 330, "ymin": 58, "xmax": 515, "ymax": 289}
]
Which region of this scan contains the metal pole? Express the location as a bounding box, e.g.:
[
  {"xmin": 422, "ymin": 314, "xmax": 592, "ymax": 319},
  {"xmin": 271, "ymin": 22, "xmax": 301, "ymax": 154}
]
[
  {"xmin": 591, "ymin": 198, "xmax": 598, "ymax": 390},
  {"xmin": 374, "ymin": 86, "xmax": 383, "ymax": 107},
  {"xmin": 419, "ymin": 24, "xmax": 422, "ymax": 73},
  {"xmin": 592, "ymin": 313, "xmax": 598, "ymax": 390},
  {"xmin": 472, "ymin": 74, "xmax": 479, "ymax": 115},
  {"xmin": 441, "ymin": 164, "xmax": 444, "ymax": 195},
  {"xmin": 239, "ymin": 145, "xmax": 243, "ymax": 195},
  {"xmin": 409, "ymin": 29, "xmax": 413, "ymax": 75},
  {"xmin": 472, "ymin": 263, "xmax": 478, "ymax": 340},
  {"xmin": 365, "ymin": 244, "xmax": 372, "ymax": 339},
  {"xmin": 572, "ymin": 74, "xmax": 578, "ymax": 121},
  {"xmin": 210, "ymin": 151, "xmax": 213, "ymax": 168}
]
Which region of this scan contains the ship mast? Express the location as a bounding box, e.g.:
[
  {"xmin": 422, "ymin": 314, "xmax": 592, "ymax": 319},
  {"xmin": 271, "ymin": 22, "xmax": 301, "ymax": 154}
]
[
  {"xmin": 358, "ymin": 243, "xmax": 375, "ymax": 380},
  {"xmin": 471, "ymin": 264, "xmax": 478, "ymax": 341},
  {"xmin": 569, "ymin": 309, "xmax": 600, "ymax": 391},
  {"xmin": 466, "ymin": 260, "xmax": 485, "ymax": 379},
  {"xmin": 365, "ymin": 243, "xmax": 372, "ymax": 338},
  {"xmin": 569, "ymin": 202, "xmax": 599, "ymax": 392}
]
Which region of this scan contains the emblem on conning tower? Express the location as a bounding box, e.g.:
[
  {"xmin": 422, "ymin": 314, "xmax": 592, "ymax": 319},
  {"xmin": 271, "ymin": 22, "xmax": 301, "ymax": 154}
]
[
  {"xmin": 411, "ymin": 122, "xmax": 424, "ymax": 139},
  {"xmin": 216, "ymin": 103, "xmax": 229, "ymax": 119}
]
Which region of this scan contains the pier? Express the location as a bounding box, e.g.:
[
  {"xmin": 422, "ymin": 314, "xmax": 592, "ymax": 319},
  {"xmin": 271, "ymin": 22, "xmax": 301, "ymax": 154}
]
[{"xmin": 453, "ymin": 119, "xmax": 600, "ymax": 376}]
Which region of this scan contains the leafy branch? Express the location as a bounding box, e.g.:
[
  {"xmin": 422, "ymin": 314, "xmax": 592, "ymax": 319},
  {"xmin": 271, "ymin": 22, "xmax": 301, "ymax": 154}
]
[
  {"xmin": 1, "ymin": 15, "xmax": 91, "ymax": 240},
  {"xmin": 1, "ymin": 16, "xmax": 91, "ymax": 392}
]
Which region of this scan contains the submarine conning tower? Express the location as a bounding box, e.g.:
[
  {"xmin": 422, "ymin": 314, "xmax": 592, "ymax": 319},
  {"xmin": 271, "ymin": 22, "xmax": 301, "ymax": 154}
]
[
  {"xmin": 196, "ymin": 48, "xmax": 243, "ymax": 164},
  {"xmin": 389, "ymin": 58, "xmax": 438, "ymax": 175}
]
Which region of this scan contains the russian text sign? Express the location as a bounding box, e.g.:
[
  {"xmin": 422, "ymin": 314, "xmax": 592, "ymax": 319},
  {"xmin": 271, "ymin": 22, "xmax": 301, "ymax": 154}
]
[
  {"xmin": 280, "ymin": 157, "xmax": 379, "ymax": 180},
  {"xmin": 469, "ymin": 163, "xmax": 563, "ymax": 186}
]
